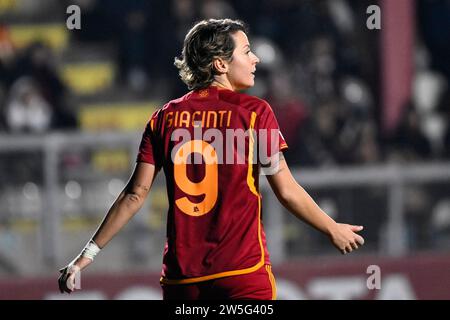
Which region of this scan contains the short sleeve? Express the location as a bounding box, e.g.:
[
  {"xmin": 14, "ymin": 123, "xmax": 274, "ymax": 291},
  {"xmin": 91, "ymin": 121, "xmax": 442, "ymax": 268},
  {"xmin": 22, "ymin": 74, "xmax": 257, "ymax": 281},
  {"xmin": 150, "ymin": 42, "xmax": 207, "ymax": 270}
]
[
  {"xmin": 136, "ymin": 110, "xmax": 162, "ymax": 168},
  {"xmin": 257, "ymin": 101, "xmax": 288, "ymax": 159}
]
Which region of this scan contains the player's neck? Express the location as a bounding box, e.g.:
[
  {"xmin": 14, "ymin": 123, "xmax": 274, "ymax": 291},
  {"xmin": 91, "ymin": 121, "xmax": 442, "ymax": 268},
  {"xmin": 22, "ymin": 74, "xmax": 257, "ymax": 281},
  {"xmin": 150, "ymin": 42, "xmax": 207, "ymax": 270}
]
[{"xmin": 211, "ymin": 77, "xmax": 235, "ymax": 91}]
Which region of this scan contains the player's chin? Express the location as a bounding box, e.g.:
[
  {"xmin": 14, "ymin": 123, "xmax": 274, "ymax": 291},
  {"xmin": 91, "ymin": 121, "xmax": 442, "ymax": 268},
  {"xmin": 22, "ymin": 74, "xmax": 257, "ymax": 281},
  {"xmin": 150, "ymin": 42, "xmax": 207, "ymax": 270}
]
[{"xmin": 238, "ymin": 79, "xmax": 254, "ymax": 90}]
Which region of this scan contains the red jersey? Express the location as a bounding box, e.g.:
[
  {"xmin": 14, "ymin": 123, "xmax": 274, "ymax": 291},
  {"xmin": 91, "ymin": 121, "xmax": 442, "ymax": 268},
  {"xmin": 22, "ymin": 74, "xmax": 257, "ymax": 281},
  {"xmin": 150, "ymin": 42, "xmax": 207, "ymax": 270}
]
[{"xmin": 137, "ymin": 86, "xmax": 288, "ymax": 284}]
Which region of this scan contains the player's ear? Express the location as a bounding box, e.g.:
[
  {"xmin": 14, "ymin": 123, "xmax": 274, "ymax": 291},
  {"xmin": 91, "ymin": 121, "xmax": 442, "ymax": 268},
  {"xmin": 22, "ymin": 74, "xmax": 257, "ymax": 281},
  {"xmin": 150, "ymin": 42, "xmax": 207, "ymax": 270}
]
[{"xmin": 213, "ymin": 57, "xmax": 228, "ymax": 74}]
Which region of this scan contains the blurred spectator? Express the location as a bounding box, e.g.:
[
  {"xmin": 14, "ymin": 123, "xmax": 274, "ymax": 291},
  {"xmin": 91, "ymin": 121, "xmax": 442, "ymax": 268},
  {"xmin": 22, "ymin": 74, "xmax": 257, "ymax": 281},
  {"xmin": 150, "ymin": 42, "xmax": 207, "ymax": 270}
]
[
  {"xmin": 297, "ymin": 98, "xmax": 342, "ymax": 167},
  {"xmin": 387, "ymin": 101, "xmax": 433, "ymax": 162},
  {"xmin": 4, "ymin": 77, "xmax": 52, "ymax": 133},
  {"xmin": 355, "ymin": 121, "xmax": 382, "ymax": 164},
  {"xmin": 18, "ymin": 42, "xmax": 77, "ymax": 130},
  {"xmin": 308, "ymin": 35, "xmax": 337, "ymax": 99},
  {"xmin": 1, "ymin": 39, "xmax": 77, "ymax": 133}
]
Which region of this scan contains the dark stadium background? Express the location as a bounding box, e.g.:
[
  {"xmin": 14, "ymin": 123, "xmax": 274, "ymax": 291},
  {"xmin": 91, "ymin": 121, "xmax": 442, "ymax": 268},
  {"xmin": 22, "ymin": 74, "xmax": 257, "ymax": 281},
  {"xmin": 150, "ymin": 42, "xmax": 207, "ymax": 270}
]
[{"xmin": 1, "ymin": 0, "xmax": 450, "ymax": 299}]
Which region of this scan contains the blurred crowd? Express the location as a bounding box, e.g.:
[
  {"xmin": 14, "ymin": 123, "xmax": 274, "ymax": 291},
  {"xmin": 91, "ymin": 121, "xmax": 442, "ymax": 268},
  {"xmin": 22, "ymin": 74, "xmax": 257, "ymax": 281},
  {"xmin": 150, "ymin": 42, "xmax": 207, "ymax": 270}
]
[
  {"xmin": 0, "ymin": 36, "xmax": 77, "ymax": 133},
  {"xmin": 1, "ymin": 0, "xmax": 450, "ymax": 167}
]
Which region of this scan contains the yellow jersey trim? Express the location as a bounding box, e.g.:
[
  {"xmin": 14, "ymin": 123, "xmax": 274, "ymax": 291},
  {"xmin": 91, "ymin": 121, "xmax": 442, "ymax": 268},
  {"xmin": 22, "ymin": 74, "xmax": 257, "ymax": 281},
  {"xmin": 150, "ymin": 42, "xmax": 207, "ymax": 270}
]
[
  {"xmin": 266, "ymin": 264, "xmax": 277, "ymax": 300},
  {"xmin": 150, "ymin": 119, "xmax": 155, "ymax": 131},
  {"xmin": 247, "ymin": 112, "xmax": 258, "ymax": 196}
]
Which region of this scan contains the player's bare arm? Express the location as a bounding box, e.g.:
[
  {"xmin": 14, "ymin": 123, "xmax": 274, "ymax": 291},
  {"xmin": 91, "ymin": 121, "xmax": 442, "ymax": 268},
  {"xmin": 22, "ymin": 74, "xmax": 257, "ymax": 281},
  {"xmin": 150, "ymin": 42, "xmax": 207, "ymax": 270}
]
[
  {"xmin": 91, "ymin": 162, "xmax": 156, "ymax": 248},
  {"xmin": 58, "ymin": 162, "xmax": 157, "ymax": 293},
  {"xmin": 266, "ymin": 154, "xmax": 364, "ymax": 255}
]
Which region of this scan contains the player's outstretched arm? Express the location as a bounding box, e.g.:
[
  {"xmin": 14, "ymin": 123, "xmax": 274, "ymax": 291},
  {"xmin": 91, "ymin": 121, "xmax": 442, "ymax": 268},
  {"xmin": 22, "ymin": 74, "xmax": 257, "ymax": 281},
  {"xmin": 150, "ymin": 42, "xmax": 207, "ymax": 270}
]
[
  {"xmin": 266, "ymin": 154, "xmax": 364, "ymax": 255},
  {"xmin": 58, "ymin": 162, "xmax": 157, "ymax": 293}
]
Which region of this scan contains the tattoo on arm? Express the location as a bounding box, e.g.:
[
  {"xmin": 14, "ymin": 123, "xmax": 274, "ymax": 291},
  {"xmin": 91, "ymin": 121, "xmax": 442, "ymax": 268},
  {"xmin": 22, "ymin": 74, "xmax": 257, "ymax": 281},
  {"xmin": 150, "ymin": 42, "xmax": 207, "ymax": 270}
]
[
  {"xmin": 125, "ymin": 183, "xmax": 150, "ymax": 196},
  {"xmin": 135, "ymin": 184, "xmax": 150, "ymax": 192}
]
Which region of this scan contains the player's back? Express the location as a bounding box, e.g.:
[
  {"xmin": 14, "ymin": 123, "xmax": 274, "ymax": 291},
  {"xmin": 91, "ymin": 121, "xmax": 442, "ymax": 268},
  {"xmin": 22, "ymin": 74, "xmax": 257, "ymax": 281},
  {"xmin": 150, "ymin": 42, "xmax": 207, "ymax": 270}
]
[{"xmin": 138, "ymin": 86, "xmax": 285, "ymax": 284}]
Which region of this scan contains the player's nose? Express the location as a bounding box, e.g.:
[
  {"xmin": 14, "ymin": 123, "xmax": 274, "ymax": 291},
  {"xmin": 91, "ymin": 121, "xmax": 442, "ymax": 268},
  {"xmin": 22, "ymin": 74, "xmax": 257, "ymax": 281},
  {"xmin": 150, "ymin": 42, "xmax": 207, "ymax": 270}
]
[{"xmin": 251, "ymin": 52, "xmax": 260, "ymax": 64}]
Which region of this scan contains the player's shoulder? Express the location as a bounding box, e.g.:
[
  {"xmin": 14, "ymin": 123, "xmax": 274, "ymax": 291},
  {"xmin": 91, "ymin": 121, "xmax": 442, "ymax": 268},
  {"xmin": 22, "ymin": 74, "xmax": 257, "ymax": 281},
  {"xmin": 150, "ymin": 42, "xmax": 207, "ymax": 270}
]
[
  {"xmin": 166, "ymin": 92, "xmax": 192, "ymax": 106},
  {"xmin": 222, "ymin": 90, "xmax": 273, "ymax": 114},
  {"xmin": 150, "ymin": 92, "xmax": 192, "ymax": 118},
  {"xmin": 240, "ymin": 93, "xmax": 274, "ymax": 116}
]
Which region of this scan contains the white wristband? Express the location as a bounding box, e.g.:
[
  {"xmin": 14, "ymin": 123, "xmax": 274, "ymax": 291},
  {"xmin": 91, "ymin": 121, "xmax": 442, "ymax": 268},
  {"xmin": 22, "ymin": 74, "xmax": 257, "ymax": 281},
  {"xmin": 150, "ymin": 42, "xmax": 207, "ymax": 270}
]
[{"xmin": 81, "ymin": 240, "xmax": 101, "ymax": 261}]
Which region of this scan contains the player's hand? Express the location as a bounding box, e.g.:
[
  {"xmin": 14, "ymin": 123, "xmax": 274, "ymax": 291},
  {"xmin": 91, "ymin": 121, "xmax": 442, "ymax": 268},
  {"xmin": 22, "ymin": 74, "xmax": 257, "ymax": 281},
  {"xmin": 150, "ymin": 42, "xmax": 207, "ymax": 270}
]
[
  {"xmin": 58, "ymin": 263, "xmax": 81, "ymax": 294},
  {"xmin": 329, "ymin": 223, "xmax": 365, "ymax": 255},
  {"xmin": 58, "ymin": 256, "xmax": 91, "ymax": 294}
]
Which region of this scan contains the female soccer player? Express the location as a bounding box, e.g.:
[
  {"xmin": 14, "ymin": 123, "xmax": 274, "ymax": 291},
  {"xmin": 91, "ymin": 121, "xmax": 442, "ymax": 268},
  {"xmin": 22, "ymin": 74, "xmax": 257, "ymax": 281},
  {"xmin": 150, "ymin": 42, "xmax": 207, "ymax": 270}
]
[{"xmin": 59, "ymin": 19, "xmax": 364, "ymax": 300}]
